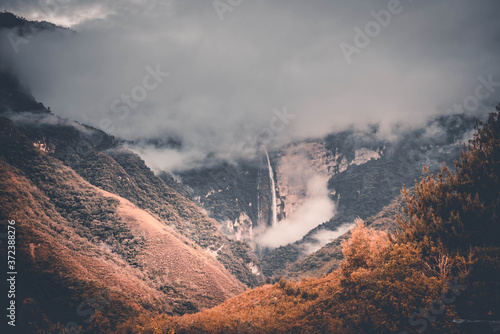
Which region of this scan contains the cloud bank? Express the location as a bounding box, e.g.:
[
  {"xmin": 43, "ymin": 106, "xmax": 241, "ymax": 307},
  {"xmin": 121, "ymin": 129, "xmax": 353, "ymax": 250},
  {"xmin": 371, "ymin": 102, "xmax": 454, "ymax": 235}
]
[{"xmin": 1, "ymin": 0, "xmax": 500, "ymax": 170}]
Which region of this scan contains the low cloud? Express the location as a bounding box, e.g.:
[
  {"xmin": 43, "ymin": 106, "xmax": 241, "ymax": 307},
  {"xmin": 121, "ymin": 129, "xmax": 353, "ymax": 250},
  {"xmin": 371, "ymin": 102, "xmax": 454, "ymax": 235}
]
[
  {"xmin": 127, "ymin": 144, "xmax": 207, "ymax": 173},
  {"xmin": 5, "ymin": 110, "xmax": 95, "ymax": 134},
  {"xmin": 301, "ymin": 223, "xmax": 356, "ymax": 255},
  {"xmin": 1, "ymin": 0, "xmax": 500, "ymax": 171}
]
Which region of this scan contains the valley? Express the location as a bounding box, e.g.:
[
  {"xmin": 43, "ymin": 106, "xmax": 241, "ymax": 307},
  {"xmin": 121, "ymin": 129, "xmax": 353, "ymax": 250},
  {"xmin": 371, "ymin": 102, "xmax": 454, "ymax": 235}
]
[{"xmin": 0, "ymin": 7, "xmax": 499, "ymax": 334}]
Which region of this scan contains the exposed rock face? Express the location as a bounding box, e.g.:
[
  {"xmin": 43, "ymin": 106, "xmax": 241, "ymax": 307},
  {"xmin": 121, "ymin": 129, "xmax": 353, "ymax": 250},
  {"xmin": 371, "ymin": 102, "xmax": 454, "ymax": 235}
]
[
  {"xmin": 176, "ymin": 139, "xmax": 385, "ymax": 252},
  {"xmin": 178, "ymin": 162, "xmax": 260, "ymax": 244},
  {"xmin": 352, "ymin": 147, "xmax": 382, "ymax": 166},
  {"xmin": 33, "ymin": 139, "xmax": 55, "ymax": 153},
  {"xmin": 267, "ymin": 142, "xmax": 382, "ymax": 245},
  {"xmin": 224, "ymin": 211, "xmax": 253, "ymax": 242},
  {"xmin": 275, "ymin": 142, "xmax": 340, "ymax": 221}
]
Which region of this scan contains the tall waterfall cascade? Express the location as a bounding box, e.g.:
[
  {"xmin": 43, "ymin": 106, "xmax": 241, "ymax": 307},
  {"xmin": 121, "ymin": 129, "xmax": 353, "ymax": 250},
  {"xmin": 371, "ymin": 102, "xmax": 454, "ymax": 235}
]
[{"xmin": 264, "ymin": 149, "xmax": 278, "ymax": 227}]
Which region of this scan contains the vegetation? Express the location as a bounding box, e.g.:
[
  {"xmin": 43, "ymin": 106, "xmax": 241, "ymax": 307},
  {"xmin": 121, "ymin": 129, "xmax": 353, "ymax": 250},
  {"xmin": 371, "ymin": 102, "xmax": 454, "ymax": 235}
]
[
  {"xmin": 261, "ymin": 113, "xmax": 475, "ymax": 278},
  {"xmin": 1, "ymin": 62, "xmax": 498, "ymax": 332},
  {"xmin": 0, "ymin": 117, "xmax": 246, "ymax": 333},
  {"xmin": 111, "ymin": 108, "xmax": 499, "ymax": 333},
  {"xmin": 4, "ymin": 111, "xmax": 261, "ymax": 287},
  {"xmin": 2, "ymin": 11, "xmax": 496, "ymax": 332}
]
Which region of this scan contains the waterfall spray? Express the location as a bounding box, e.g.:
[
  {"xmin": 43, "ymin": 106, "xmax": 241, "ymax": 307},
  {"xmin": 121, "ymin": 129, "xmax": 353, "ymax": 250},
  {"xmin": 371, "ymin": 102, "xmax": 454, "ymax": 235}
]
[{"xmin": 264, "ymin": 149, "xmax": 278, "ymax": 227}]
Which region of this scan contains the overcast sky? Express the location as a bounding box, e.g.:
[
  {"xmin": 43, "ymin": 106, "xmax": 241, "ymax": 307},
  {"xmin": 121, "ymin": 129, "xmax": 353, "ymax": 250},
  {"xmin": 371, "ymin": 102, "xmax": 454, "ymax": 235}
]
[{"xmin": 1, "ymin": 0, "xmax": 500, "ymax": 170}]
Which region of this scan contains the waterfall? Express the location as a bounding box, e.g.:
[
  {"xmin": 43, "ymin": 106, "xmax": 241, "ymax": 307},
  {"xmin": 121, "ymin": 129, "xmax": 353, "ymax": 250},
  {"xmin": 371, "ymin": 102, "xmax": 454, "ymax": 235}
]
[
  {"xmin": 264, "ymin": 149, "xmax": 278, "ymax": 227},
  {"xmin": 257, "ymin": 163, "xmax": 261, "ymax": 228}
]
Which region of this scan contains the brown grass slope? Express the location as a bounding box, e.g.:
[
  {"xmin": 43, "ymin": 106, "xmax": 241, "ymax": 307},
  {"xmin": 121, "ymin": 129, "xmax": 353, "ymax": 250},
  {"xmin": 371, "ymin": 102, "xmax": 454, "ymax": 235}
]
[
  {"xmin": 0, "ymin": 117, "xmax": 245, "ymax": 332},
  {"xmin": 13, "ymin": 114, "xmax": 261, "ymax": 287}
]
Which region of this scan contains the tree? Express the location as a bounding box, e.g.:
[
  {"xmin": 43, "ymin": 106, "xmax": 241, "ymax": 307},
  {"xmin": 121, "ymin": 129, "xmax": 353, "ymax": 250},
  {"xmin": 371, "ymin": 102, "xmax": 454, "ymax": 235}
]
[{"xmin": 395, "ymin": 106, "xmax": 500, "ymax": 321}]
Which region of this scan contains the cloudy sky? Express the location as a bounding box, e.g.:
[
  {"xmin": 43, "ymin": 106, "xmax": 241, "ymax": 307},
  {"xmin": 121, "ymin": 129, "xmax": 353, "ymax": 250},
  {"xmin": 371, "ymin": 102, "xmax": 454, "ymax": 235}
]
[{"xmin": 1, "ymin": 0, "xmax": 500, "ymax": 170}]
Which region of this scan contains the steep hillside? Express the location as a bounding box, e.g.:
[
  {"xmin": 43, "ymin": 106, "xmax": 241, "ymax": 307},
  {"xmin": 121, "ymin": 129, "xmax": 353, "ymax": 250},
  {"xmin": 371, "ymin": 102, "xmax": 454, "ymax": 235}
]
[
  {"xmin": 178, "ymin": 161, "xmax": 260, "ymax": 243},
  {"xmin": 4, "ymin": 111, "xmax": 262, "ymax": 287},
  {"xmin": 0, "ymin": 117, "xmax": 248, "ymax": 331},
  {"xmin": 0, "ymin": 11, "xmax": 63, "ymax": 31}
]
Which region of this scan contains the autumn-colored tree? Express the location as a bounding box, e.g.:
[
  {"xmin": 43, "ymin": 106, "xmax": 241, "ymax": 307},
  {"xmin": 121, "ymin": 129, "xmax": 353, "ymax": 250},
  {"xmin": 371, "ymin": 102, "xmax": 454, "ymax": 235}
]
[
  {"xmin": 397, "ymin": 107, "xmax": 499, "ymax": 252},
  {"xmin": 395, "ymin": 107, "xmax": 500, "ymax": 322},
  {"xmin": 340, "ymin": 218, "xmax": 389, "ymax": 278},
  {"xmin": 335, "ymin": 220, "xmax": 454, "ymax": 333}
]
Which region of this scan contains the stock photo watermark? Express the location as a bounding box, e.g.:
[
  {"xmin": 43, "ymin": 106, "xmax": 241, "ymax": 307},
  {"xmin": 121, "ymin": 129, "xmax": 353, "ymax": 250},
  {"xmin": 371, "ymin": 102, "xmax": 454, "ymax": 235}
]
[
  {"xmin": 99, "ymin": 64, "xmax": 169, "ymax": 134},
  {"xmin": 235, "ymin": 105, "xmax": 295, "ymax": 152},
  {"xmin": 399, "ymin": 278, "xmax": 467, "ymax": 334},
  {"xmin": 339, "ymin": 0, "xmax": 405, "ymax": 64},
  {"xmin": 5, "ymin": 220, "xmax": 17, "ymax": 327},
  {"xmin": 55, "ymin": 288, "xmax": 111, "ymax": 334},
  {"xmin": 213, "ymin": 0, "xmax": 244, "ymax": 21},
  {"xmin": 61, "ymin": 63, "xmax": 169, "ymax": 167},
  {"xmin": 7, "ymin": 30, "xmax": 33, "ymax": 54},
  {"xmin": 445, "ymin": 74, "xmax": 500, "ymax": 114},
  {"xmin": 60, "ymin": 64, "xmax": 169, "ymax": 167}
]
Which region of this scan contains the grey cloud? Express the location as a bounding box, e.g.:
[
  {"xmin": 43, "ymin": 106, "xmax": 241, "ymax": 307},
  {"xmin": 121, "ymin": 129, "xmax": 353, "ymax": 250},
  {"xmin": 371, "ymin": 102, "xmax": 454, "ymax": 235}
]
[{"xmin": 1, "ymin": 0, "xmax": 500, "ymax": 170}]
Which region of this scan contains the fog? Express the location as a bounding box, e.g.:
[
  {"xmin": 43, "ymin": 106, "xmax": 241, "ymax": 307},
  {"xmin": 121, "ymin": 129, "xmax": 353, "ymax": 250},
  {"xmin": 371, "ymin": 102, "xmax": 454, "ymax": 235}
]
[
  {"xmin": 1, "ymin": 0, "xmax": 500, "ymax": 171},
  {"xmin": 302, "ymin": 223, "xmax": 357, "ymax": 255},
  {"xmin": 258, "ymin": 174, "xmax": 336, "ymax": 248}
]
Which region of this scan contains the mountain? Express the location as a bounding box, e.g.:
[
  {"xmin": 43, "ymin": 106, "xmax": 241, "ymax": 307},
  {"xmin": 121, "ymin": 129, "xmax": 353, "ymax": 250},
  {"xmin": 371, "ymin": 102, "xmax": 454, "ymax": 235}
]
[
  {"xmin": 0, "ymin": 114, "xmax": 255, "ymax": 331},
  {"xmin": 260, "ymin": 114, "xmax": 474, "ymax": 278},
  {"xmin": 0, "ymin": 12, "xmax": 71, "ymax": 114},
  {"xmin": 0, "ymin": 12, "xmax": 477, "ymax": 286},
  {"xmin": 110, "ymin": 107, "xmax": 500, "ymax": 334},
  {"xmin": 177, "ymin": 113, "xmax": 475, "ymax": 279},
  {"xmin": 15, "ymin": 114, "xmax": 262, "ymax": 285},
  {"xmin": 0, "ymin": 19, "xmax": 263, "ymax": 330},
  {"xmin": 0, "ymin": 14, "xmax": 262, "ymax": 287},
  {"xmin": 0, "ymin": 11, "xmax": 62, "ymax": 31},
  {"xmin": 0, "ymin": 12, "xmax": 495, "ymax": 333}
]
